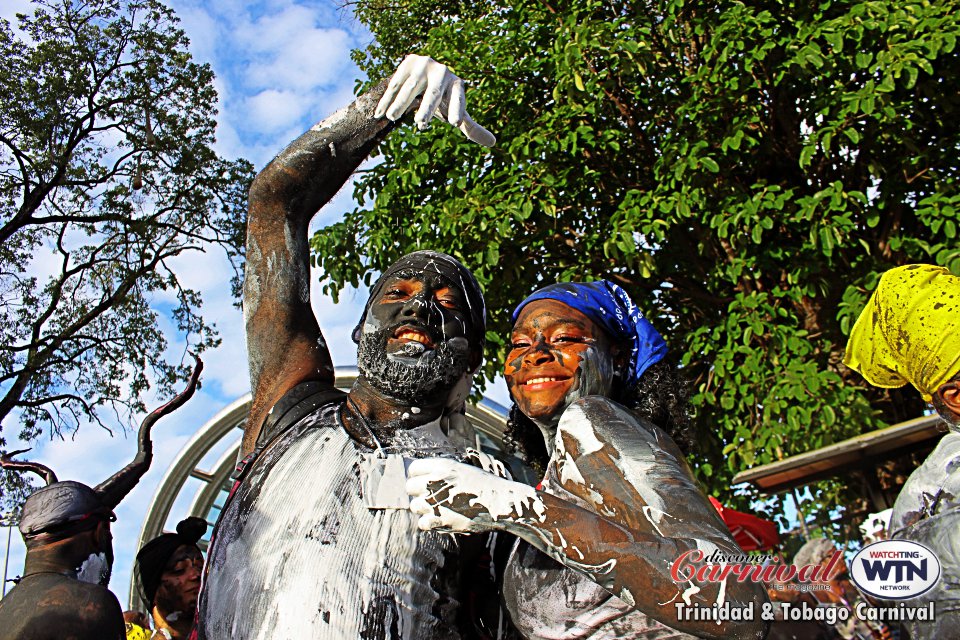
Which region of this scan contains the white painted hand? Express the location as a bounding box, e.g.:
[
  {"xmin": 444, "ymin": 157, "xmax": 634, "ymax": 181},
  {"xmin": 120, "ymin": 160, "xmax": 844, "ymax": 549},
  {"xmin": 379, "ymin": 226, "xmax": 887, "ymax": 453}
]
[
  {"xmin": 373, "ymin": 54, "xmax": 496, "ymax": 148},
  {"xmin": 406, "ymin": 458, "xmax": 544, "ymax": 533}
]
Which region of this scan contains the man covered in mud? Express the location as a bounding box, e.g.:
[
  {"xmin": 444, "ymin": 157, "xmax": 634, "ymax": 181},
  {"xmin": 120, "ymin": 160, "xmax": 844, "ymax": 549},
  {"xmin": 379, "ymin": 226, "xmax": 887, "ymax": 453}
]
[
  {"xmin": 197, "ymin": 56, "xmax": 500, "ymax": 640},
  {"xmin": 0, "ymin": 360, "xmax": 201, "ymax": 640},
  {"xmin": 844, "ymin": 264, "xmax": 960, "ymax": 640}
]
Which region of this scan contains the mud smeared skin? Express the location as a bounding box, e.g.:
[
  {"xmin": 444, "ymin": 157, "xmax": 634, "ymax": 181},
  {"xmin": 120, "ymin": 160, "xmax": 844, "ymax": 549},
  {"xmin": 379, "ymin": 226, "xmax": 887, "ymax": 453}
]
[
  {"xmin": 409, "ymin": 396, "xmax": 768, "ymax": 639},
  {"xmin": 242, "ymin": 80, "xmax": 395, "ymax": 454},
  {"xmin": 413, "ymin": 299, "xmax": 766, "ymax": 639}
]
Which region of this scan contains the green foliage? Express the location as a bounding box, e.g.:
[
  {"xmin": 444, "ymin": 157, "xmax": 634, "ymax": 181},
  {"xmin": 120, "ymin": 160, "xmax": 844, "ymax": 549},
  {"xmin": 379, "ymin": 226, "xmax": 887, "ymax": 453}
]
[
  {"xmin": 0, "ymin": 0, "xmax": 253, "ymax": 506},
  {"xmin": 312, "ymin": 0, "xmax": 960, "ymax": 529}
]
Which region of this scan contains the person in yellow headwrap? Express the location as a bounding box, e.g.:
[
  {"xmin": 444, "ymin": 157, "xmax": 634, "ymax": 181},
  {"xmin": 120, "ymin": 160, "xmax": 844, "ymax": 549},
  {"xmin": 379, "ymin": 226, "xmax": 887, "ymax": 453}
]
[
  {"xmin": 845, "ymin": 263, "xmax": 960, "ymax": 409},
  {"xmin": 844, "ymin": 263, "xmax": 960, "ymax": 640}
]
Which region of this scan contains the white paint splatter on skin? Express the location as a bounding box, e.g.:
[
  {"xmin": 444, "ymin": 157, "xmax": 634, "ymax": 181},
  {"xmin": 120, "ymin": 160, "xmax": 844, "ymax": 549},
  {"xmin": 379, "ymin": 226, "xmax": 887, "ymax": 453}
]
[
  {"xmin": 557, "ymin": 404, "xmax": 607, "ymax": 456},
  {"xmin": 681, "ymin": 582, "xmax": 701, "ymax": 605},
  {"xmin": 558, "ymin": 452, "xmax": 586, "ymax": 486},
  {"xmin": 588, "ymin": 487, "xmax": 605, "ymax": 506},
  {"xmin": 310, "ymin": 104, "xmax": 352, "ymax": 132},
  {"xmin": 243, "ymin": 237, "xmax": 264, "ymax": 323},
  {"xmin": 640, "ymin": 506, "xmax": 677, "ymax": 538},
  {"xmin": 658, "ymin": 589, "xmax": 682, "ymax": 607},
  {"xmin": 76, "ymin": 552, "xmax": 109, "ymax": 585},
  {"xmin": 555, "ymin": 528, "xmax": 567, "ymax": 550},
  {"xmin": 204, "ymin": 415, "xmax": 463, "ymax": 640},
  {"xmin": 716, "ymin": 575, "xmax": 728, "ymax": 608},
  {"xmin": 407, "ymin": 459, "xmax": 547, "ymax": 525}
]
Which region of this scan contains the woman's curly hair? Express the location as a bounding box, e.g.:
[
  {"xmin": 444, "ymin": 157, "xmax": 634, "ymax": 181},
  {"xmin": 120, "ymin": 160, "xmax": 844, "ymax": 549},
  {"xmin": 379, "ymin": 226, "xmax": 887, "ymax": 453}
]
[{"xmin": 501, "ymin": 359, "xmax": 693, "ymax": 477}]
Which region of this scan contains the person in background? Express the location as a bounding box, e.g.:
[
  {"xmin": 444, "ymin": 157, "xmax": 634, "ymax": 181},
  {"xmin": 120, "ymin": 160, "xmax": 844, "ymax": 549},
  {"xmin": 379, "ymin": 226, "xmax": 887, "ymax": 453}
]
[
  {"xmin": 135, "ymin": 517, "xmax": 207, "ymax": 640},
  {"xmin": 844, "ymin": 264, "xmax": 960, "ymax": 640},
  {"xmin": 0, "ymin": 360, "xmax": 201, "ymax": 640},
  {"xmin": 124, "ymin": 610, "xmax": 153, "ymax": 640},
  {"xmin": 794, "ymin": 538, "xmax": 890, "ymax": 640}
]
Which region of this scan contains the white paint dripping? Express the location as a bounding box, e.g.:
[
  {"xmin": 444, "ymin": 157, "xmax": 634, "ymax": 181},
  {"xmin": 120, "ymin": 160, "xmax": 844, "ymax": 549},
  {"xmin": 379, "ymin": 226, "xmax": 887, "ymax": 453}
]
[
  {"xmin": 658, "ymin": 589, "xmax": 681, "ymax": 607},
  {"xmin": 716, "ymin": 575, "xmax": 728, "ymax": 608},
  {"xmin": 558, "ymin": 452, "xmax": 586, "ymax": 486},
  {"xmin": 681, "ymin": 582, "xmax": 701, "ymax": 605},
  {"xmin": 557, "ymin": 404, "xmax": 605, "ymax": 455},
  {"xmin": 555, "ymin": 528, "xmax": 567, "ymax": 550},
  {"xmin": 640, "ymin": 506, "xmax": 677, "ymax": 538},
  {"xmin": 76, "ymin": 552, "xmax": 109, "ymax": 585},
  {"xmin": 571, "ymin": 545, "xmax": 585, "ymax": 560}
]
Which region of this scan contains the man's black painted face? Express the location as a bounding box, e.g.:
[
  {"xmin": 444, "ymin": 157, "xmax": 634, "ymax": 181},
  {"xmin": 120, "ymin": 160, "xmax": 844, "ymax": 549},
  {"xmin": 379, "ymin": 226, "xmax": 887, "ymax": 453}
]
[{"xmin": 357, "ymin": 274, "xmax": 475, "ymax": 402}]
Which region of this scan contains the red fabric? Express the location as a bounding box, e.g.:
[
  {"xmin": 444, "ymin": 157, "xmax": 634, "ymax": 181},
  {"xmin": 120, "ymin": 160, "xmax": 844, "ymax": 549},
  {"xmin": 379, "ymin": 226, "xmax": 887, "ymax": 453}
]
[{"xmin": 709, "ymin": 496, "xmax": 780, "ymax": 552}]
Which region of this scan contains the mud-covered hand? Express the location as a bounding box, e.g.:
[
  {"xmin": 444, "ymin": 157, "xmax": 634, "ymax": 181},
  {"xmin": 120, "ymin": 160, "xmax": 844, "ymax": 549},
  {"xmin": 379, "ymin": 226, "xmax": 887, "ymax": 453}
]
[
  {"xmin": 406, "ymin": 458, "xmax": 544, "ymax": 533},
  {"xmin": 374, "ymin": 54, "xmax": 496, "ymax": 147}
]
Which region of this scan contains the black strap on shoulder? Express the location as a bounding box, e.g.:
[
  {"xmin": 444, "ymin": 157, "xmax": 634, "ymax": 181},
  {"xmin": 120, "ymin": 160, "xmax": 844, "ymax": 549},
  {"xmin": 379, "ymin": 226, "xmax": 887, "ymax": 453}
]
[
  {"xmin": 230, "ymin": 381, "xmax": 347, "ymax": 485},
  {"xmin": 255, "ymin": 380, "xmax": 347, "ymax": 451}
]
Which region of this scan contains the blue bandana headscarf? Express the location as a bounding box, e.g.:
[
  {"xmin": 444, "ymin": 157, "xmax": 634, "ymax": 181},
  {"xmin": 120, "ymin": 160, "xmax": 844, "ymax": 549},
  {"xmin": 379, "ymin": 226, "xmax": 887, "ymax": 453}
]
[{"xmin": 511, "ymin": 281, "xmax": 668, "ymax": 391}]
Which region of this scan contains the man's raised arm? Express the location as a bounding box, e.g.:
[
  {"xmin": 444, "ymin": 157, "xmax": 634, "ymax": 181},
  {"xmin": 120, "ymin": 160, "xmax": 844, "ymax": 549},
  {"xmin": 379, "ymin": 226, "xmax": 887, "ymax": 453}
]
[{"xmin": 242, "ymin": 55, "xmax": 495, "ymax": 454}]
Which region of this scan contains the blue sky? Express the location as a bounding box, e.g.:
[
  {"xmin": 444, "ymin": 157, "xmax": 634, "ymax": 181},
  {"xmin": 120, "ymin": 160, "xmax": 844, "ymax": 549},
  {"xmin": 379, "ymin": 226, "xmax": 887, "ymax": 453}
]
[{"xmin": 1, "ymin": 0, "xmax": 511, "ymax": 608}]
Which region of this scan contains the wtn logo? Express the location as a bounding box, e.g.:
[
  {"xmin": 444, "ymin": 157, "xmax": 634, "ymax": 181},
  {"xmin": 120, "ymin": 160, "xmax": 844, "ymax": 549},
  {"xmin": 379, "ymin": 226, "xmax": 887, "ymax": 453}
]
[
  {"xmin": 851, "ymin": 541, "xmax": 940, "ymax": 600},
  {"xmin": 860, "ymin": 558, "xmax": 927, "ymax": 583}
]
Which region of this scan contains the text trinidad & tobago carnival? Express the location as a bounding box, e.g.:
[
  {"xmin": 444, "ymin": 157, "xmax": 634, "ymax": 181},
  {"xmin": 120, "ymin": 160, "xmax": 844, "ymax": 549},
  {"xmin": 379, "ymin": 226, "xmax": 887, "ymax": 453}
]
[{"xmin": 668, "ymin": 549, "xmax": 938, "ymax": 624}]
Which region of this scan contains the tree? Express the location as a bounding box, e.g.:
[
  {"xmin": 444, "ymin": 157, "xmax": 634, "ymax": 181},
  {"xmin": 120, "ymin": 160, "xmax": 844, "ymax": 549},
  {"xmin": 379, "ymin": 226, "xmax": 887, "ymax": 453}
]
[
  {"xmin": 313, "ymin": 0, "xmax": 960, "ymax": 534},
  {"xmin": 0, "ymin": 0, "xmax": 253, "ymax": 506}
]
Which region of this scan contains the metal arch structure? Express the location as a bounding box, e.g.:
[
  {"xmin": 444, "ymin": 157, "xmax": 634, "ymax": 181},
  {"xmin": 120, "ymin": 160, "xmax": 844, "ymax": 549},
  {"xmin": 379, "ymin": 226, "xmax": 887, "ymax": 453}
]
[{"xmin": 128, "ymin": 366, "xmax": 510, "ymax": 607}]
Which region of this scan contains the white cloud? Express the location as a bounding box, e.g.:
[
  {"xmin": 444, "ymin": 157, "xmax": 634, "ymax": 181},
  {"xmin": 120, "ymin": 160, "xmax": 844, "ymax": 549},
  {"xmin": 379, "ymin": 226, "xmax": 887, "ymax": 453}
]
[
  {"xmin": 241, "ymin": 25, "xmax": 353, "ymax": 92},
  {"xmin": 245, "ymin": 88, "xmax": 309, "ymax": 132}
]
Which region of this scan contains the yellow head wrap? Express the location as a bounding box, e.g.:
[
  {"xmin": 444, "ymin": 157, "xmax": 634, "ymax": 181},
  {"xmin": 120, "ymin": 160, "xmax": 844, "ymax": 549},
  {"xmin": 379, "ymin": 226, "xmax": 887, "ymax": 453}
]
[
  {"xmin": 844, "ymin": 264, "xmax": 960, "ymax": 401},
  {"xmin": 124, "ymin": 622, "xmax": 152, "ymax": 640}
]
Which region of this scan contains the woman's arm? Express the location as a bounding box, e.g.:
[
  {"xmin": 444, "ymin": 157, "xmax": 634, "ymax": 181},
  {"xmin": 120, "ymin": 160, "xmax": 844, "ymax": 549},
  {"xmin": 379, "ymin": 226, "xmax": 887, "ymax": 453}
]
[{"xmin": 407, "ymin": 396, "xmax": 768, "ymax": 639}]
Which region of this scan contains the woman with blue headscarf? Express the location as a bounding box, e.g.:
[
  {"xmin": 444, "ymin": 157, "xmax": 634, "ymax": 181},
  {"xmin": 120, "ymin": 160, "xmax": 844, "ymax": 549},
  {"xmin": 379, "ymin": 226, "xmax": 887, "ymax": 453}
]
[{"xmin": 407, "ymin": 281, "xmax": 768, "ymax": 640}]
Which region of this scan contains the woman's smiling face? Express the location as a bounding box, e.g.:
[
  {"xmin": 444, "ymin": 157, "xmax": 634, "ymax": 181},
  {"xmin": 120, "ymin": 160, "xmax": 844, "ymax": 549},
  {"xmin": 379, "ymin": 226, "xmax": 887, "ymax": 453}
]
[{"xmin": 505, "ymin": 299, "xmax": 619, "ymax": 424}]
